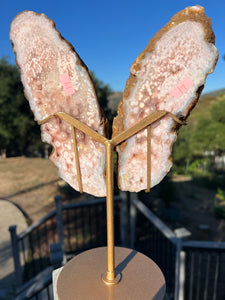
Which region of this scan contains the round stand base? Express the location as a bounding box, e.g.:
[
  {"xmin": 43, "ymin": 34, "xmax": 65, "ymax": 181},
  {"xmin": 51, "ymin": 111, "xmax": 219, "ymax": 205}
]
[{"xmin": 56, "ymin": 247, "xmax": 166, "ymax": 300}]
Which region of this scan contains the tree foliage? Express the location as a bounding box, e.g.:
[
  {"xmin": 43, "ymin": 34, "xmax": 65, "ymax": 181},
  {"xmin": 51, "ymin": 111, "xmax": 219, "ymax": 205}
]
[
  {"xmin": 192, "ymin": 96, "xmax": 225, "ymax": 155},
  {"xmin": 89, "ymin": 71, "xmax": 115, "ymax": 136},
  {"xmin": 172, "ymin": 125, "xmax": 193, "ymax": 164},
  {"xmin": 89, "ymin": 71, "xmax": 112, "ymax": 110},
  {"xmin": 0, "ymin": 57, "xmax": 43, "ymax": 157},
  {"xmin": 172, "ymin": 93, "xmax": 225, "ymax": 173}
]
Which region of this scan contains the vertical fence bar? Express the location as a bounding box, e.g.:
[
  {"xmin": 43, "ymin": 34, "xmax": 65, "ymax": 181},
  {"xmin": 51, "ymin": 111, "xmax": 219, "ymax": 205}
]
[
  {"xmin": 119, "ymin": 191, "xmax": 129, "ymax": 247},
  {"xmin": 43, "ymin": 222, "xmax": 49, "ymax": 255},
  {"xmin": 88, "ymin": 205, "xmax": 93, "ymax": 248},
  {"xmin": 36, "ymin": 227, "xmax": 43, "ymax": 272},
  {"xmin": 130, "ymin": 194, "xmax": 137, "ymax": 249},
  {"xmin": 28, "ymin": 232, "xmax": 36, "ymax": 278},
  {"xmin": 54, "ymin": 195, "xmax": 66, "ymax": 264},
  {"xmin": 50, "ymin": 243, "xmax": 64, "ymax": 269},
  {"xmin": 189, "ymin": 250, "xmax": 195, "ymax": 300},
  {"xmin": 204, "ymin": 253, "xmax": 210, "ymax": 300},
  {"xmin": 66, "ymin": 209, "xmax": 72, "ymax": 252},
  {"xmin": 213, "ymin": 252, "xmax": 220, "ymax": 300},
  {"xmin": 20, "ymin": 238, "xmax": 26, "ymax": 268},
  {"xmin": 174, "ymin": 237, "xmax": 182, "ymax": 300},
  {"xmin": 178, "ymin": 250, "xmax": 186, "ymax": 300},
  {"xmin": 196, "ymin": 251, "xmax": 202, "ymax": 300},
  {"xmin": 81, "ymin": 206, "xmax": 86, "ymax": 247},
  {"xmin": 9, "ymin": 225, "xmax": 22, "ymax": 286}
]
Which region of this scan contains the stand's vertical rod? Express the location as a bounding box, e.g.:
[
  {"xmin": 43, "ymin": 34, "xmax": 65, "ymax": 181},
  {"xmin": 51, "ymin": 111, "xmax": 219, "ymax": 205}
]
[{"xmin": 105, "ymin": 140, "xmax": 115, "ymax": 282}]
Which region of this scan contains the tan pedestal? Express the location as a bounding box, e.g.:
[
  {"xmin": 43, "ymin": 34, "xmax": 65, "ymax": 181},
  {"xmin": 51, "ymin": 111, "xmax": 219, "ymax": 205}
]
[{"xmin": 54, "ymin": 247, "xmax": 166, "ymax": 300}]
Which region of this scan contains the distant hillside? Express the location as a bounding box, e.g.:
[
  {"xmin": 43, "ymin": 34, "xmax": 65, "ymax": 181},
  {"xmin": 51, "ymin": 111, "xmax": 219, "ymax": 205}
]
[
  {"xmin": 187, "ymin": 88, "xmax": 225, "ymax": 125},
  {"xmin": 108, "ymin": 88, "xmax": 225, "ymax": 124},
  {"xmin": 201, "ymin": 88, "xmax": 225, "ymax": 100},
  {"xmin": 108, "ymin": 92, "xmax": 122, "ymax": 113}
]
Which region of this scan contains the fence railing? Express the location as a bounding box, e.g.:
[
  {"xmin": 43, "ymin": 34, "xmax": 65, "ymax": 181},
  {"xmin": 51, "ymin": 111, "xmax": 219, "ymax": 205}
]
[
  {"xmin": 9, "ymin": 193, "xmax": 225, "ymax": 300},
  {"xmin": 9, "ymin": 208, "xmax": 57, "ymax": 284},
  {"xmin": 130, "ymin": 195, "xmax": 180, "ymax": 300},
  {"xmin": 15, "ymin": 267, "xmax": 53, "ymax": 300},
  {"xmin": 182, "ymin": 241, "xmax": 225, "ymax": 300}
]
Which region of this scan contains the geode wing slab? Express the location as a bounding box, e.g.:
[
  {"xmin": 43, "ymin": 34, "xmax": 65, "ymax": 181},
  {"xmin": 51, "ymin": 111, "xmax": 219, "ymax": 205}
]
[
  {"xmin": 10, "ymin": 11, "xmax": 107, "ymax": 197},
  {"xmin": 113, "ymin": 6, "xmax": 218, "ymax": 192}
]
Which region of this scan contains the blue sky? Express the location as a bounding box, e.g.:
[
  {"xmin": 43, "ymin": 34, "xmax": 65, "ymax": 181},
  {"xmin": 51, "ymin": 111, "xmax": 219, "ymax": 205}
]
[{"xmin": 1, "ymin": 0, "xmax": 224, "ymax": 94}]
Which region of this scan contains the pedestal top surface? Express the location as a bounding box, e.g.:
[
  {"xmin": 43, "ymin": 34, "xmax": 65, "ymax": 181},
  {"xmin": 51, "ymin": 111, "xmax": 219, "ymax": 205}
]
[{"xmin": 56, "ymin": 247, "xmax": 166, "ymax": 300}]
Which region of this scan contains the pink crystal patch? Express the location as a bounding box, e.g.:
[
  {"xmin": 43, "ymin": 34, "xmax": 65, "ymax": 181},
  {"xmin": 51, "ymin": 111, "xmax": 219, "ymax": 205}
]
[
  {"xmin": 60, "ymin": 73, "xmax": 75, "ymax": 96},
  {"xmin": 171, "ymin": 77, "xmax": 193, "ymax": 99}
]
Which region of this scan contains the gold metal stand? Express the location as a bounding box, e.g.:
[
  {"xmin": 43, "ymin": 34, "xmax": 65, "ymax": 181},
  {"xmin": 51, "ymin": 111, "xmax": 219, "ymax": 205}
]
[
  {"xmin": 40, "ymin": 111, "xmax": 184, "ymax": 297},
  {"xmin": 103, "ymin": 140, "xmax": 119, "ymax": 284}
]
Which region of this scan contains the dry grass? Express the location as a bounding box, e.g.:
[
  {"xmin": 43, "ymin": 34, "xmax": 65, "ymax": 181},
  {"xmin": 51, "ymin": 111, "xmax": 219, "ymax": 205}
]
[
  {"xmin": 171, "ymin": 175, "xmax": 225, "ymax": 241},
  {"xmin": 0, "ymin": 157, "xmax": 60, "ymax": 222}
]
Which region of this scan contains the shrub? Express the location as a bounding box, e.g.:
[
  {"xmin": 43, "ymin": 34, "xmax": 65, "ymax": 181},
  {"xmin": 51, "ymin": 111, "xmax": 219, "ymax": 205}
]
[{"xmin": 213, "ymin": 188, "xmax": 225, "ymax": 219}]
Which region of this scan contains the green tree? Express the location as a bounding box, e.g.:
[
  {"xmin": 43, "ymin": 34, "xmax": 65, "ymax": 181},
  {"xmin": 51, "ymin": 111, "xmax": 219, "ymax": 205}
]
[
  {"xmin": 172, "ymin": 125, "xmax": 194, "ymax": 173},
  {"xmin": 173, "ymin": 93, "xmax": 225, "ymax": 173},
  {"xmin": 192, "ymin": 97, "xmax": 225, "ymax": 156},
  {"xmin": 90, "ymin": 71, "xmax": 112, "ymax": 110},
  {"xmin": 0, "ymin": 57, "xmax": 43, "ymax": 156},
  {"xmin": 90, "ymin": 71, "xmax": 115, "ymax": 136}
]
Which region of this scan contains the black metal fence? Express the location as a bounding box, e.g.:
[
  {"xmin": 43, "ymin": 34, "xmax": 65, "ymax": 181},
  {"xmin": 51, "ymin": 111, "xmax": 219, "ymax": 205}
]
[
  {"xmin": 130, "ymin": 196, "xmax": 179, "ymax": 299},
  {"xmin": 9, "ymin": 211, "xmax": 57, "ymax": 285},
  {"xmin": 22, "ymin": 216, "xmax": 57, "ymax": 281},
  {"xmin": 15, "ymin": 267, "xmax": 53, "ymax": 300},
  {"xmin": 10, "ymin": 196, "xmax": 122, "ymax": 285},
  {"xmin": 130, "ymin": 197, "xmax": 225, "ymax": 300},
  {"xmin": 135, "ymin": 210, "xmax": 177, "ymax": 299},
  {"xmin": 183, "ymin": 242, "xmax": 225, "ymax": 300},
  {"xmin": 62, "ymin": 198, "xmax": 121, "ymax": 255},
  {"xmin": 10, "ymin": 194, "xmax": 225, "ymax": 300}
]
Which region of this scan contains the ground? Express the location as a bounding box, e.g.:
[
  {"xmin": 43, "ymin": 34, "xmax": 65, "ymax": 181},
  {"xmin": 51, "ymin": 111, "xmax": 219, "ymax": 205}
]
[
  {"xmin": 171, "ymin": 175, "xmax": 225, "ymax": 241},
  {"xmin": 0, "ymin": 157, "xmax": 59, "ymax": 223},
  {"xmin": 140, "ymin": 174, "xmax": 225, "ymax": 242}
]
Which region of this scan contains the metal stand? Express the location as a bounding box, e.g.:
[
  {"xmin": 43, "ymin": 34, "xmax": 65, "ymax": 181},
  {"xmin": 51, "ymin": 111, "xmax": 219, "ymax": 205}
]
[{"xmin": 40, "ymin": 111, "xmax": 184, "ymax": 298}]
